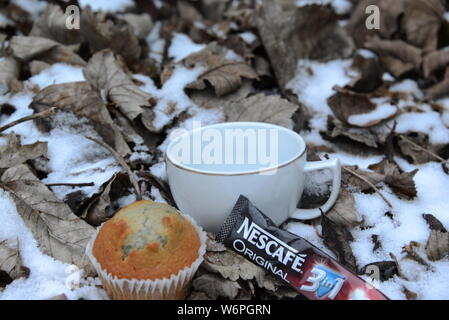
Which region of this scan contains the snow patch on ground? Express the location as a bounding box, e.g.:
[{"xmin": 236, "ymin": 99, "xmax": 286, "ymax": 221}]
[
  {"xmin": 78, "ymin": 0, "xmax": 133, "ymax": 12},
  {"xmin": 0, "ymin": 190, "xmax": 107, "ymax": 300},
  {"xmin": 393, "ymin": 111, "xmax": 449, "ymax": 144},
  {"xmin": 169, "ymin": 33, "xmax": 206, "ymax": 62},
  {"xmin": 296, "ymin": 0, "xmax": 352, "ymax": 15},
  {"xmin": 287, "ymin": 59, "xmax": 356, "ymax": 131},
  {"xmin": 0, "ymin": 68, "xmax": 120, "ymax": 201},
  {"xmin": 348, "ymin": 98, "xmax": 397, "ymax": 127},
  {"xmin": 28, "ymin": 64, "xmax": 85, "ymax": 90},
  {"xmin": 146, "ymin": 22, "xmax": 165, "ymax": 63}
]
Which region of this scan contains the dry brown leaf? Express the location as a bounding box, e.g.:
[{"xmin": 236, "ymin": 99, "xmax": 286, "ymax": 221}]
[
  {"xmin": 423, "ymin": 214, "xmax": 449, "ymax": 261},
  {"xmin": 80, "ymin": 7, "xmax": 141, "ymax": 64},
  {"xmin": 424, "ymin": 67, "xmax": 449, "ymax": 100},
  {"xmin": 385, "ymin": 168, "xmax": 418, "ymax": 200},
  {"xmin": 29, "ymin": 60, "xmax": 51, "ymax": 76},
  {"xmin": 349, "ymin": 55, "xmax": 383, "ymax": 93},
  {"xmin": 224, "ymin": 93, "xmax": 298, "ymax": 128},
  {"xmin": 192, "ymin": 273, "xmax": 241, "ymax": 300},
  {"xmin": 83, "ymin": 50, "xmax": 157, "ymax": 132},
  {"xmin": 29, "ymin": 4, "xmax": 82, "ymax": 45},
  {"xmin": 327, "ymin": 87, "xmax": 397, "ymax": 127},
  {"xmin": 137, "ymin": 171, "xmax": 175, "ymax": 207},
  {"xmin": 368, "ymin": 158, "xmax": 418, "ymax": 199},
  {"xmin": 0, "ymin": 164, "xmax": 95, "ymax": 275},
  {"xmin": 423, "ymin": 51, "xmax": 449, "ymax": 78},
  {"xmin": 321, "ymin": 213, "xmax": 357, "ymax": 272},
  {"xmin": 203, "ymin": 249, "xmax": 276, "ymax": 292},
  {"xmin": 364, "ymin": 37, "xmax": 422, "ymax": 77},
  {"xmin": 326, "ymin": 188, "xmax": 361, "ymax": 228},
  {"xmin": 380, "ymin": 56, "xmax": 415, "ymax": 79},
  {"xmin": 119, "ymin": 13, "xmax": 153, "ymax": 40},
  {"xmin": 347, "ymin": 0, "xmax": 405, "ymax": 47},
  {"xmin": 343, "ymin": 165, "xmax": 385, "ymax": 192},
  {"xmin": 8, "ymin": 36, "xmax": 56, "ymax": 61},
  {"xmin": 423, "ymin": 214, "xmax": 447, "ymax": 232},
  {"xmin": 426, "ymin": 230, "xmax": 449, "ymax": 261},
  {"xmin": 0, "ymin": 133, "xmax": 47, "ymax": 169},
  {"xmin": 187, "ymin": 291, "xmax": 212, "ymax": 300},
  {"xmin": 47, "ymin": 294, "xmax": 68, "ymax": 300},
  {"xmin": 0, "ymin": 239, "xmax": 29, "ymax": 281},
  {"xmin": 81, "ymin": 173, "xmax": 132, "ymax": 226},
  {"xmin": 402, "ymin": 241, "xmax": 431, "ymax": 268},
  {"xmin": 184, "ymin": 45, "xmax": 258, "ymax": 96},
  {"xmin": 403, "ymin": 286, "xmax": 418, "ymax": 300},
  {"xmin": 189, "ymin": 80, "xmax": 253, "ymax": 110},
  {"xmin": 401, "ymin": 0, "xmax": 444, "ymax": 51},
  {"xmin": 257, "ymin": 1, "xmax": 353, "ymax": 90},
  {"xmin": 397, "ymin": 132, "xmax": 435, "ymax": 164},
  {"xmin": 30, "ymin": 81, "xmax": 131, "ymax": 156},
  {"xmin": 324, "ymin": 117, "xmax": 380, "ymax": 149},
  {"xmin": 8, "ymin": 36, "xmax": 86, "ymax": 66},
  {"xmin": 0, "ymin": 57, "xmax": 19, "ymax": 95}
]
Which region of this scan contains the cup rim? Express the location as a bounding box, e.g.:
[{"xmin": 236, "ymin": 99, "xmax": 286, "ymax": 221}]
[{"xmin": 165, "ymin": 122, "xmax": 307, "ymax": 176}]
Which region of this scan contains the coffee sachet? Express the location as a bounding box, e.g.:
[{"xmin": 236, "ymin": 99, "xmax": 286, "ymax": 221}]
[{"xmin": 216, "ymin": 195, "xmax": 389, "ymax": 300}]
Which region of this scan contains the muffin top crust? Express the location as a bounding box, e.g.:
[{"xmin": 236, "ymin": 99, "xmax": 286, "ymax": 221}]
[{"xmin": 92, "ymin": 200, "xmax": 200, "ymax": 280}]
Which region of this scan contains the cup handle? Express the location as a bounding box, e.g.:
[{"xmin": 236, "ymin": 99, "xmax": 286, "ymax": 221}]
[{"xmin": 289, "ymin": 158, "xmax": 341, "ymax": 220}]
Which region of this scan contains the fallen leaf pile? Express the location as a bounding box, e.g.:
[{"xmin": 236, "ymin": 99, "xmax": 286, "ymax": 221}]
[{"xmin": 1, "ymin": 0, "xmax": 449, "ymax": 300}]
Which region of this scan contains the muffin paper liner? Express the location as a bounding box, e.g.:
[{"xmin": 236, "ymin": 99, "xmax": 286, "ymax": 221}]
[{"xmin": 85, "ymin": 213, "xmax": 207, "ymax": 300}]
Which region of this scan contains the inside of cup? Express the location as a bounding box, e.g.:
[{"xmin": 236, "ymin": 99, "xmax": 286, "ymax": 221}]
[{"xmin": 166, "ymin": 122, "xmax": 305, "ymax": 174}]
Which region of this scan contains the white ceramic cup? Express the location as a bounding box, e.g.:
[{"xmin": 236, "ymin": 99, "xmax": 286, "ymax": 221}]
[{"xmin": 165, "ymin": 122, "xmax": 341, "ymax": 233}]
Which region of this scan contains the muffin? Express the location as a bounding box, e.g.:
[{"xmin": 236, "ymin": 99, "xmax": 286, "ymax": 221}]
[{"xmin": 86, "ymin": 200, "xmax": 207, "ymax": 300}]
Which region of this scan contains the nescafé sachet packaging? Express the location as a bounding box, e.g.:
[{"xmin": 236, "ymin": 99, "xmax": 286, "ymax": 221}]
[{"xmin": 216, "ymin": 196, "xmax": 388, "ymax": 300}]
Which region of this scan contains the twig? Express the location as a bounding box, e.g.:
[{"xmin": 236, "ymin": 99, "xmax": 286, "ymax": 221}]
[
  {"xmin": 398, "ymin": 134, "xmax": 448, "ymax": 164},
  {"xmin": 402, "ymin": 242, "xmax": 431, "ymax": 269},
  {"xmin": 85, "ymin": 136, "xmax": 142, "ymax": 201},
  {"xmin": 46, "ymin": 182, "xmax": 95, "ymax": 188},
  {"xmin": 0, "ymin": 107, "xmax": 57, "ymax": 133},
  {"xmin": 343, "ymin": 166, "xmax": 393, "ymax": 208},
  {"xmin": 389, "ymin": 252, "xmax": 409, "ymax": 281}
]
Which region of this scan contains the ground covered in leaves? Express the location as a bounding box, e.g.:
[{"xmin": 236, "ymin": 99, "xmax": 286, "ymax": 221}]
[{"xmin": 1, "ymin": 0, "xmax": 449, "ymax": 300}]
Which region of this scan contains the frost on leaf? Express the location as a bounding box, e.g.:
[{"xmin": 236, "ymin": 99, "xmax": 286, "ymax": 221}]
[
  {"xmin": 183, "ymin": 44, "xmax": 258, "ymax": 96},
  {"xmin": 0, "ymin": 165, "xmax": 95, "ymax": 275}
]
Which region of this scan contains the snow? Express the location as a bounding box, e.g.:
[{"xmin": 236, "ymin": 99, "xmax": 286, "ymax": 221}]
[
  {"xmin": 239, "ymin": 32, "xmax": 257, "ymax": 45},
  {"xmin": 296, "ymin": 0, "xmax": 353, "ymax": 15},
  {"xmin": 350, "ymin": 162, "xmax": 449, "ymax": 299},
  {"xmin": 0, "ymin": 13, "xmax": 13, "ymax": 27},
  {"xmin": 287, "ymin": 59, "xmax": 356, "ymax": 130},
  {"xmin": 28, "ymin": 64, "xmax": 85, "ymax": 90},
  {"xmin": 382, "ymin": 72, "xmax": 395, "ymax": 82},
  {"xmin": 146, "ymin": 22, "xmax": 165, "ymax": 63},
  {"xmin": 357, "ymin": 49, "xmax": 377, "ymax": 59},
  {"xmin": 393, "ymin": 111, "xmax": 449, "ymax": 144},
  {"xmin": 78, "ymin": 0, "xmax": 134, "ymax": 12},
  {"xmin": 169, "ymin": 33, "xmax": 206, "ymax": 62},
  {"xmin": 150, "ymin": 186, "xmax": 167, "ymax": 203},
  {"xmin": 137, "ymin": 65, "xmax": 205, "ymax": 131},
  {"xmin": 284, "ymin": 52, "xmax": 449, "ymax": 299},
  {"xmin": 0, "ymin": 71, "xmax": 121, "ymax": 197},
  {"xmin": 0, "ymin": 190, "xmax": 107, "ymax": 300},
  {"xmin": 389, "ymin": 79, "xmax": 424, "ymax": 100},
  {"xmin": 347, "ymin": 98, "xmax": 397, "ymax": 127},
  {"xmin": 150, "ymin": 162, "xmax": 167, "ymax": 181},
  {"xmin": 12, "ymin": 0, "xmax": 46, "ymax": 17}
]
